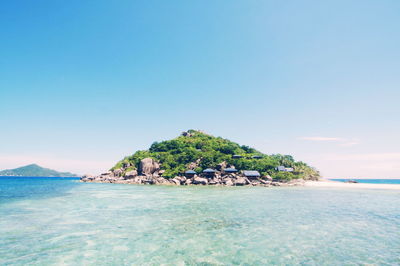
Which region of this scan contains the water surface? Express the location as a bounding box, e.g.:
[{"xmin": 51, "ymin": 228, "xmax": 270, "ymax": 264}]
[
  {"xmin": 331, "ymin": 178, "xmax": 400, "ymax": 184},
  {"xmin": 0, "ymin": 177, "xmax": 399, "ymax": 265}
]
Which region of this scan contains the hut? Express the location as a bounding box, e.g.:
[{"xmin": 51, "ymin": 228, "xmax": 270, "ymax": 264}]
[
  {"xmin": 203, "ymin": 168, "xmax": 217, "ymax": 177},
  {"xmin": 243, "ymin": 170, "xmax": 261, "ymax": 180},
  {"xmin": 252, "ymin": 155, "xmax": 263, "ymax": 159},
  {"xmin": 232, "ymin": 155, "xmax": 243, "ymax": 159},
  {"xmin": 276, "ymin": 166, "xmax": 294, "ymax": 172},
  {"xmin": 224, "ymin": 168, "xmax": 238, "ymax": 174},
  {"xmin": 184, "ymin": 170, "xmax": 196, "ymax": 178},
  {"xmin": 276, "ymin": 166, "xmax": 286, "ymax": 171}
]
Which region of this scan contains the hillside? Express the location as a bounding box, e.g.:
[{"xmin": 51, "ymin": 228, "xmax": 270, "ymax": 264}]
[
  {"xmin": 111, "ymin": 130, "xmax": 319, "ymax": 181},
  {"xmin": 0, "ymin": 164, "xmax": 78, "ymax": 177}
]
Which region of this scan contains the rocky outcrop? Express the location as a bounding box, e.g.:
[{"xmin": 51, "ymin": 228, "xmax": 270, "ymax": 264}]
[
  {"xmin": 192, "ymin": 176, "xmax": 208, "ymax": 185},
  {"xmin": 80, "ymin": 157, "xmax": 306, "ymax": 187},
  {"xmin": 138, "ymin": 158, "xmax": 160, "ymax": 176},
  {"xmin": 187, "ymin": 159, "xmax": 201, "ymax": 170},
  {"xmin": 216, "ymin": 161, "xmax": 227, "ymax": 171},
  {"xmin": 124, "ymin": 170, "xmax": 138, "ymax": 178}
]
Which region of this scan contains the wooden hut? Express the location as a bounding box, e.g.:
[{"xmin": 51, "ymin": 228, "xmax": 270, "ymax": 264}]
[
  {"xmin": 203, "ymin": 168, "xmax": 216, "ymax": 177},
  {"xmin": 184, "ymin": 170, "xmax": 197, "ymax": 178},
  {"xmin": 276, "ymin": 166, "xmax": 294, "ymax": 172},
  {"xmin": 243, "ymin": 170, "xmax": 261, "ymax": 180},
  {"xmin": 224, "ymin": 168, "xmax": 238, "ymax": 174}
]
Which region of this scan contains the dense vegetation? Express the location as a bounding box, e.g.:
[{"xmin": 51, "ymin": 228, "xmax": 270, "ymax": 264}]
[
  {"xmin": 0, "ymin": 164, "xmax": 77, "ymax": 177},
  {"xmin": 112, "ymin": 130, "xmax": 319, "ymax": 180}
]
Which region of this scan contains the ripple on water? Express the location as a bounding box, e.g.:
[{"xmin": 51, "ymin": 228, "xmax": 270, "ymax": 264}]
[{"xmin": 0, "ymin": 181, "xmax": 399, "ymax": 265}]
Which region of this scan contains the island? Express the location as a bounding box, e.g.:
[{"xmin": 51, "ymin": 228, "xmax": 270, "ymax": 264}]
[
  {"xmin": 0, "ymin": 164, "xmax": 78, "ymax": 177},
  {"xmin": 81, "ymin": 130, "xmax": 320, "ymax": 186}
]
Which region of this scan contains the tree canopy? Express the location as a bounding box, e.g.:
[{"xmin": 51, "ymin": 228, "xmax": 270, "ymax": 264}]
[{"xmin": 111, "ymin": 130, "xmax": 319, "ymax": 180}]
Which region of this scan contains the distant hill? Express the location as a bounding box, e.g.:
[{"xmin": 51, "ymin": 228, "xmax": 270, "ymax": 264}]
[{"xmin": 0, "ymin": 164, "xmax": 78, "ymax": 177}]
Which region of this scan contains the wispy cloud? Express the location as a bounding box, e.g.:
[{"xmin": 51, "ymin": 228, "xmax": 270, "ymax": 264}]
[
  {"xmin": 298, "ymin": 137, "xmax": 360, "ymax": 146},
  {"xmin": 325, "ymin": 152, "xmax": 400, "ymax": 161},
  {"xmin": 299, "ymin": 137, "xmax": 344, "ymax": 141},
  {"xmin": 339, "ymin": 140, "xmax": 360, "ymax": 147}
]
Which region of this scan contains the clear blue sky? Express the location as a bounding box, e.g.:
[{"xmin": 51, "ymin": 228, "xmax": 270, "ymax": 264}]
[{"xmin": 1, "ymin": 0, "xmax": 399, "ymax": 178}]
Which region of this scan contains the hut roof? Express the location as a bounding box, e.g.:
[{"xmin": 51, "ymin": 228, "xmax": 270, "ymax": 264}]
[
  {"xmin": 224, "ymin": 168, "xmax": 238, "ymax": 173},
  {"xmin": 277, "ymin": 166, "xmax": 286, "ymax": 171},
  {"xmin": 243, "ymin": 170, "xmax": 261, "ymax": 177},
  {"xmin": 203, "ymin": 168, "xmax": 216, "ymax": 173},
  {"xmin": 232, "ymin": 155, "xmax": 243, "ymax": 158},
  {"xmin": 252, "ymin": 155, "xmax": 263, "ymax": 159},
  {"xmin": 185, "ymin": 170, "xmax": 197, "ymax": 174}
]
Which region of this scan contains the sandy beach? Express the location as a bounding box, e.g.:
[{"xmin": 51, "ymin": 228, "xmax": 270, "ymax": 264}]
[{"xmin": 305, "ymin": 179, "xmax": 400, "ymax": 190}]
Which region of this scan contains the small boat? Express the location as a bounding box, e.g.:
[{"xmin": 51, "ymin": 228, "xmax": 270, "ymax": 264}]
[{"xmin": 345, "ymin": 179, "xmax": 358, "ymax": 183}]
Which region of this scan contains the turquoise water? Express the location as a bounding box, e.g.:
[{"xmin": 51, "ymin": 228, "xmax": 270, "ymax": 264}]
[
  {"xmin": 331, "ymin": 178, "xmax": 400, "ymax": 184},
  {"xmin": 0, "ymin": 177, "xmax": 399, "ymax": 265}
]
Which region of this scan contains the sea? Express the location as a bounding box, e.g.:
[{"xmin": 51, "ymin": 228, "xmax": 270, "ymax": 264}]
[
  {"xmin": 331, "ymin": 178, "xmax": 400, "ymax": 184},
  {"xmin": 0, "ymin": 177, "xmax": 399, "ymax": 265}
]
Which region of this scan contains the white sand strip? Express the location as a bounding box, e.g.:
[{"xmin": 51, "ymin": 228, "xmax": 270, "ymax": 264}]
[{"xmin": 305, "ymin": 180, "xmax": 400, "ymax": 190}]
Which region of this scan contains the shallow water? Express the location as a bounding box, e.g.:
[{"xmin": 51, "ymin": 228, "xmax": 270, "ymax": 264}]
[
  {"xmin": 0, "ymin": 177, "xmax": 399, "ymax": 265},
  {"xmin": 331, "ymin": 178, "xmax": 400, "ymax": 184}
]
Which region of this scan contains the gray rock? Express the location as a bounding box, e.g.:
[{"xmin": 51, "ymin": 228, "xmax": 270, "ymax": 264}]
[
  {"xmin": 81, "ymin": 174, "xmax": 94, "ymax": 181},
  {"xmin": 171, "ymin": 177, "xmax": 182, "ymax": 185},
  {"xmin": 224, "ymin": 178, "xmax": 234, "ymax": 186},
  {"xmin": 138, "ymin": 158, "xmax": 160, "ymax": 176},
  {"xmin": 101, "ymin": 171, "xmax": 113, "ymax": 177},
  {"xmin": 216, "ymin": 161, "xmax": 227, "ymax": 171},
  {"xmin": 187, "ymin": 159, "xmax": 201, "ymax": 170},
  {"xmin": 264, "ymin": 175, "xmax": 273, "ymax": 181},
  {"xmin": 113, "ymin": 168, "xmax": 123, "ymax": 177},
  {"xmin": 193, "ymin": 176, "xmax": 208, "ymax": 185},
  {"xmin": 124, "ymin": 170, "xmax": 138, "ymax": 179},
  {"xmin": 234, "ymin": 177, "xmax": 247, "ymax": 186}
]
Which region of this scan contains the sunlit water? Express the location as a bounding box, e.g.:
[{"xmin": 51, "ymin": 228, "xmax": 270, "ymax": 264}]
[{"xmin": 0, "ymin": 177, "xmax": 399, "ymax": 265}]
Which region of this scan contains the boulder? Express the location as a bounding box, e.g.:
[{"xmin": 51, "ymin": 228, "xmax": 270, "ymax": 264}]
[
  {"xmin": 81, "ymin": 174, "xmax": 94, "ymax": 181},
  {"xmin": 124, "ymin": 170, "xmax": 138, "ymax": 179},
  {"xmin": 216, "ymin": 161, "xmax": 227, "ymax": 171},
  {"xmin": 181, "ymin": 131, "xmax": 194, "ymax": 137},
  {"xmin": 154, "ymin": 177, "xmax": 169, "ymax": 185},
  {"xmin": 192, "ymin": 176, "xmax": 208, "ymax": 185},
  {"xmin": 101, "ymin": 171, "xmax": 113, "ymax": 177},
  {"xmin": 134, "ymin": 176, "xmax": 145, "ymax": 184},
  {"xmin": 185, "ymin": 179, "xmax": 192, "ymax": 185},
  {"xmin": 138, "ymin": 158, "xmax": 160, "ymax": 176},
  {"xmin": 259, "ymin": 179, "xmax": 271, "ymax": 185},
  {"xmin": 113, "ymin": 168, "xmax": 123, "ymax": 177},
  {"xmin": 234, "ymin": 176, "xmax": 247, "ymax": 186},
  {"xmin": 171, "ymin": 178, "xmax": 181, "ymax": 185},
  {"xmin": 264, "ymin": 175, "xmax": 273, "ymax": 181},
  {"xmin": 224, "ymin": 178, "xmax": 233, "ymax": 186}
]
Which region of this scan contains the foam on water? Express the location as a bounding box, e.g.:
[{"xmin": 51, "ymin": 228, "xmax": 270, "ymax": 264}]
[{"xmin": 0, "ymin": 179, "xmax": 399, "ymax": 265}]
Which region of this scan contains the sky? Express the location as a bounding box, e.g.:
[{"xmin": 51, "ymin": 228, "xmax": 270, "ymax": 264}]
[{"xmin": 1, "ymin": 0, "xmax": 399, "ymax": 178}]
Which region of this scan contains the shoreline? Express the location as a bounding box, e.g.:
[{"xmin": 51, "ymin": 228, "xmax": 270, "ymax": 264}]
[
  {"xmin": 305, "ymin": 179, "xmax": 400, "ymax": 190},
  {"xmin": 81, "ymin": 177, "xmax": 400, "ymax": 190}
]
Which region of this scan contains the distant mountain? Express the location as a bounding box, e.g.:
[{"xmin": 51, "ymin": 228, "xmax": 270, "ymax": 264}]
[{"xmin": 0, "ymin": 164, "xmax": 78, "ymax": 177}]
